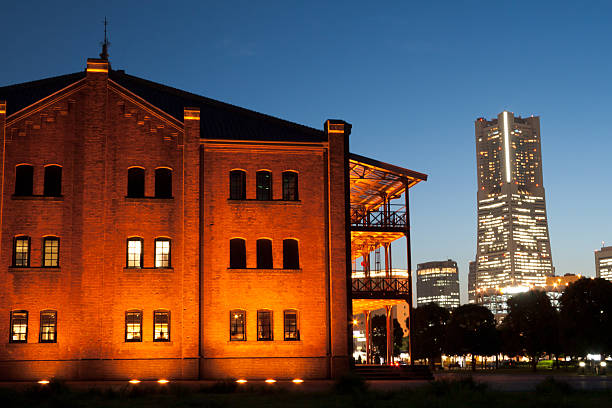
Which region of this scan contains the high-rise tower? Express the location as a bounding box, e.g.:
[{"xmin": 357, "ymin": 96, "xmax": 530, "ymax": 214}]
[{"xmin": 475, "ymin": 111, "xmax": 553, "ymax": 301}]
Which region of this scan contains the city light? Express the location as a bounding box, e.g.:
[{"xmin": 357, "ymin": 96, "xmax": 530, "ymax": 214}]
[{"xmin": 579, "ymin": 361, "xmax": 586, "ymax": 367}]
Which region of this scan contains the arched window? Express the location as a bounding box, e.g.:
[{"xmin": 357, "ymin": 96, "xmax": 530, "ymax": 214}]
[
  {"xmin": 43, "ymin": 165, "xmax": 62, "ymax": 197},
  {"xmin": 282, "ymin": 171, "xmax": 298, "ymax": 201},
  {"xmin": 39, "ymin": 310, "xmax": 57, "ymax": 343},
  {"xmin": 155, "ymin": 238, "xmax": 171, "ymax": 268},
  {"xmin": 256, "ymin": 239, "xmax": 273, "ymax": 269},
  {"xmin": 230, "ymin": 310, "xmax": 246, "ymax": 341},
  {"xmin": 283, "ymin": 310, "xmax": 299, "ymax": 341},
  {"xmin": 229, "ymin": 238, "xmax": 246, "ymax": 269},
  {"xmin": 13, "ymin": 236, "xmax": 30, "ymax": 267},
  {"xmin": 257, "ymin": 310, "xmax": 273, "ymax": 341},
  {"xmin": 126, "ymin": 237, "xmax": 143, "ymax": 268},
  {"xmin": 153, "ymin": 310, "xmax": 170, "ymax": 342},
  {"xmin": 43, "ymin": 236, "xmax": 60, "ymax": 267},
  {"xmin": 155, "ymin": 168, "xmax": 172, "ymax": 198},
  {"xmin": 10, "ymin": 311, "xmax": 28, "ymax": 343},
  {"xmin": 229, "ymin": 170, "xmax": 246, "ymax": 200},
  {"xmin": 127, "ymin": 168, "xmax": 145, "ymax": 198},
  {"xmin": 15, "ymin": 165, "xmax": 33, "ymax": 196},
  {"xmin": 125, "ymin": 310, "xmax": 142, "ymax": 342},
  {"xmin": 256, "ymin": 170, "xmax": 272, "ymax": 200},
  {"xmin": 283, "ymin": 239, "xmax": 299, "ymax": 269}
]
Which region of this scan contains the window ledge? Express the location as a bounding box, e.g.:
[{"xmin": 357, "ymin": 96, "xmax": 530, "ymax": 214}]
[
  {"xmin": 227, "ymin": 340, "xmax": 302, "ymax": 345},
  {"xmin": 227, "ymin": 268, "xmax": 302, "ymax": 273},
  {"xmin": 123, "ymin": 267, "xmax": 174, "ymax": 272},
  {"xmin": 125, "ymin": 197, "xmax": 174, "ymax": 202},
  {"xmin": 11, "ymin": 195, "xmax": 64, "ymax": 201},
  {"xmin": 9, "ymin": 267, "xmax": 61, "ymax": 273},
  {"xmin": 227, "ymin": 199, "xmax": 301, "ymax": 204}
]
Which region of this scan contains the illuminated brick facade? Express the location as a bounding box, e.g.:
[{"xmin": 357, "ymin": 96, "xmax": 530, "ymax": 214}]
[{"xmin": 0, "ymin": 57, "xmax": 352, "ymax": 380}]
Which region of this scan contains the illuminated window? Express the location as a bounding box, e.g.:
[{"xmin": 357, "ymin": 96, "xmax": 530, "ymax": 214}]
[
  {"xmin": 229, "ymin": 238, "xmax": 246, "ymax": 269},
  {"xmin": 43, "ymin": 237, "xmax": 60, "ymax": 267},
  {"xmin": 230, "ymin": 310, "xmax": 246, "ymax": 341},
  {"xmin": 13, "ymin": 236, "xmax": 30, "ymax": 267},
  {"xmin": 10, "ymin": 311, "xmax": 28, "ymax": 343},
  {"xmin": 39, "ymin": 310, "xmax": 57, "ymax": 343},
  {"xmin": 43, "ymin": 165, "xmax": 62, "ymax": 197},
  {"xmin": 14, "ymin": 165, "xmax": 33, "ymax": 196},
  {"xmin": 127, "ymin": 168, "xmax": 145, "ymax": 198},
  {"xmin": 256, "ymin": 239, "xmax": 273, "ymax": 269},
  {"xmin": 229, "ymin": 170, "xmax": 246, "ymax": 200},
  {"xmin": 257, "ymin": 310, "xmax": 273, "ymax": 341},
  {"xmin": 125, "ymin": 310, "xmax": 142, "ymax": 342},
  {"xmin": 256, "ymin": 171, "xmax": 272, "ymax": 200},
  {"xmin": 153, "ymin": 310, "xmax": 170, "ymax": 342},
  {"xmin": 283, "ymin": 310, "xmax": 299, "ymax": 341},
  {"xmin": 282, "ymin": 172, "xmax": 298, "ymax": 201},
  {"xmin": 283, "ymin": 239, "xmax": 299, "ymax": 269},
  {"xmin": 126, "ymin": 238, "xmax": 143, "ymax": 268},
  {"xmin": 155, "ymin": 238, "xmax": 171, "ymax": 268},
  {"xmin": 155, "ymin": 168, "xmax": 172, "ymax": 198}
]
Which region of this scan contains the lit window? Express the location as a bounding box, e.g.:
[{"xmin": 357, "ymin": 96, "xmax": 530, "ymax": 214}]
[
  {"xmin": 282, "ymin": 172, "xmax": 298, "ymax": 201},
  {"xmin": 43, "ymin": 165, "xmax": 62, "ymax": 197},
  {"xmin": 155, "ymin": 168, "xmax": 172, "ymax": 198},
  {"xmin": 43, "ymin": 237, "xmax": 60, "ymax": 267},
  {"xmin": 284, "ymin": 310, "xmax": 299, "ymax": 341},
  {"xmin": 153, "ymin": 310, "xmax": 170, "ymax": 342},
  {"xmin": 10, "ymin": 311, "xmax": 28, "ymax": 343},
  {"xmin": 13, "ymin": 236, "xmax": 30, "ymax": 267},
  {"xmin": 14, "ymin": 165, "xmax": 33, "ymax": 196},
  {"xmin": 230, "ymin": 310, "xmax": 246, "ymax": 341},
  {"xmin": 229, "ymin": 170, "xmax": 246, "ymax": 200},
  {"xmin": 126, "ymin": 238, "xmax": 143, "ymax": 268},
  {"xmin": 125, "ymin": 310, "xmax": 142, "ymax": 342},
  {"xmin": 229, "ymin": 238, "xmax": 246, "ymax": 269},
  {"xmin": 155, "ymin": 238, "xmax": 171, "ymax": 268},
  {"xmin": 283, "ymin": 239, "xmax": 299, "ymax": 269},
  {"xmin": 257, "ymin": 310, "xmax": 273, "ymax": 341},
  {"xmin": 39, "ymin": 310, "xmax": 57, "ymax": 343},
  {"xmin": 256, "ymin": 239, "xmax": 273, "ymax": 269},
  {"xmin": 256, "ymin": 171, "xmax": 272, "ymax": 200},
  {"xmin": 127, "ymin": 168, "xmax": 145, "ymax": 198}
]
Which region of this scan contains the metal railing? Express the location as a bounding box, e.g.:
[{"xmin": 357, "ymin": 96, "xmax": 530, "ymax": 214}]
[
  {"xmin": 351, "ymin": 277, "xmax": 410, "ymax": 295},
  {"xmin": 351, "ymin": 204, "xmax": 407, "ymax": 229}
]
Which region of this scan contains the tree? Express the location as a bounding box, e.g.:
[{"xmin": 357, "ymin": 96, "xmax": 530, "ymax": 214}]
[
  {"xmin": 371, "ymin": 315, "xmax": 403, "ymax": 363},
  {"xmin": 501, "ymin": 290, "xmax": 558, "ymax": 371},
  {"xmin": 410, "ymin": 303, "xmax": 450, "ymax": 367},
  {"xmin": 560, "ymin": 278, "xmax": 612, "ymax": 358},
  {"xmin": 445, "ymin": 304, "xmax": 498, "ymax": 371}
]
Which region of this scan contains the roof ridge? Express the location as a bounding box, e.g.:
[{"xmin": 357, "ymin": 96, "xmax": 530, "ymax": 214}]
[
  {"xmin": 110, "ymin": 70, "xmax": 324, "ymax": 136},
  {"xmin": 0, "ymin": 71, "xmax": 85, "ymax": 91}
]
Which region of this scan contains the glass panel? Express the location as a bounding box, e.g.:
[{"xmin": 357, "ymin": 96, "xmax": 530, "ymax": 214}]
[
  {"xmin": 155, "ymin": 239, "xmax": 170, "ymax": 268},
  {"xmin": 14, "ymin": 238, "xmax": 29, "ymax": 267},
  {"xmin": 43, "ymin": 238, "xmax": 60, "ymax": 267},
  {"xmin": 125, "ymin": 311, "xmax": 142, "ymax": 341},
  {"xmin": 282, "ymin": 172, "xmax": 298, "ymax": 201},
  {"xmin": 230, "ymin": 310, "xmax": 246, "ymax": 341},
  {"xmin": 11, "ymin": 311, "xmax": 28, "ymax": 342},
  {"xmin": 155, "ymin": 168, "xmax": 172, "ymax": 198},
  {"xmin": 127, "ymin": 239, "xmax": 142, "ymax": 268},
  {"xmin": 40, "ymin": 311, "xmax": 57, "ymax": 342},
  {"xmin": 44, "ymin": 166, "xmax": 62, "ymax": 197},
  {"xmin": 230, "ymin": 171, "xmax": 246, "ymax": 200},
  {"xmin": 154, "ymin": 311, "xmax": 170, "ymax": 342},
  {"xmin": 257, "ymin": 310, "xmax": 273, "ymax": 341},
  {"xmin": 256, "ymin": 171, "xmax": 272, "ymax": 200},
  {"xmin": 284, "ymin": 311, "xmax": 299, "ymax": 341}
]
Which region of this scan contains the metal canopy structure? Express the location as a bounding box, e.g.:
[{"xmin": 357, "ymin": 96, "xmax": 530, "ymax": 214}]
[{"xmin": 349, "ymin": 153, "xmax": 427, "ymax": 212}]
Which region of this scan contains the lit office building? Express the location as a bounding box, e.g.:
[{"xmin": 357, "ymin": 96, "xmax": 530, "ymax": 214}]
[
  {"xmin": 474, "ymin": 111, "xmax": 554, "ymax": 314},
  {"xmin": 416, "ymin": 260, "xmax": 460, "ymax": 309},
  {"xmin": 595, "ymin": 246, "xmax": 612, "ymax": 281},
  {"xmin": 468, "ymin": 261, "xmax": 476, "ymax": 304}
]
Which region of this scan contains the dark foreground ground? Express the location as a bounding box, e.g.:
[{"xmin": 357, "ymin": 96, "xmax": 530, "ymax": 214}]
[{"xmin": 0, "ymin": 375, "xmax": 611, "ymax": 408}]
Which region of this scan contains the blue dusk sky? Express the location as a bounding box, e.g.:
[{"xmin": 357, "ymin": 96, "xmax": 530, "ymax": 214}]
[{"xmin": 2, "ymin": 1, "xmax": 611, "ymax": 302}]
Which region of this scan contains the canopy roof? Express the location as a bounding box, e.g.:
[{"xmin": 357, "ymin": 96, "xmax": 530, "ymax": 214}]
[{"xmin": 349, "ymin": 153, "xmax": 427, "ymax": 211}]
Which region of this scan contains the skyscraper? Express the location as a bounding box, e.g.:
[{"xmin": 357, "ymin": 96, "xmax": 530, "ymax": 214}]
[
  {"xmin": 468, "ymin": 260, "xmax": 477, "ymax": 304},
  {"xmin": 595, "ymin": 246, "xmax": 612, "ymax": 281},
  {"xmin": 474, "ymin": 111, "xmax": 554, "ymax": 304},
  {"xmin": 416, "ymin": 260, "xmax": 460, "ymax": 309}
]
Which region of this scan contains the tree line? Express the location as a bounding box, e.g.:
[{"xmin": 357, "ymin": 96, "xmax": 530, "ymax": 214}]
[{"xmin": 407, "ymin": 277, "xmax": 612, "ymax": 370}]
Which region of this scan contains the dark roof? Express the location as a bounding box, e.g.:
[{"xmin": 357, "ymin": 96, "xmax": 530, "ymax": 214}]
[
  {"xmin": 0, "ymin": 72, "xmax": 86, "ymax": 116},
  {"xmin": 0, "ymin": 69, "xmax": 326, "ymax": 143}
]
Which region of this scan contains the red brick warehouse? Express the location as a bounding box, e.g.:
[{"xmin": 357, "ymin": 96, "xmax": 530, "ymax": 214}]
[{"xmin": 0, "ymin": 53, "xmax": 426, "ymax": 381}]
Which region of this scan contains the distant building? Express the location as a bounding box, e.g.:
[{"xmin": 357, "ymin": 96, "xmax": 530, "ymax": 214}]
[
  {"xmin": 543, "ymin": 274, "xmax": 581, "ymax": 309},
  {"xmin": 474, "ymin": 111, "xmax": 554, "ymax": 315},
  {"xmin": 595, "ymin": 246, "xmax": 612, "ymax": 281},
  {"xmin": 468, "ymin": 261, "xmax": 477, "ymax": 303},
  {"xmin": 416, "ymin": 260, "xmax": 460, "ymax": 309}
]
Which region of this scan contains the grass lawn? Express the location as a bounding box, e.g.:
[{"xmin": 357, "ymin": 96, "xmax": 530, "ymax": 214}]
[{"xmin": 1, "ymin": 377, "xmax": 610, "ymax": 408}]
